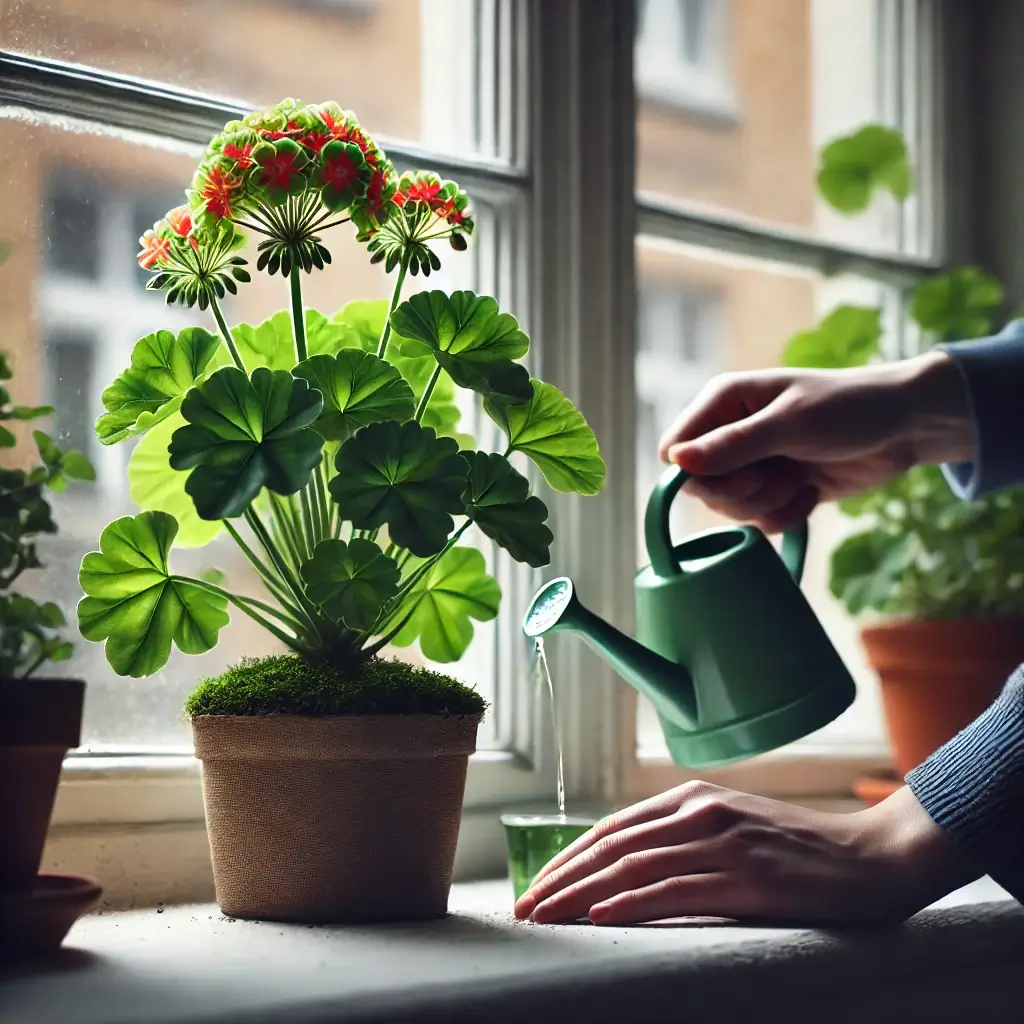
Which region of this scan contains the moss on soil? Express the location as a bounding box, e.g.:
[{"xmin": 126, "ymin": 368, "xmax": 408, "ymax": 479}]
[{"xmin": 185, "ymin": 654, "xmax": 487, "ymax": 719}]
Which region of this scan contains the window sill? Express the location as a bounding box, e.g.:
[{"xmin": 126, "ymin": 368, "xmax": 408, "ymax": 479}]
[
  {"xmin": 44, "ymin": 745, "xmax": 893, "ymax": 908},
  {"xmin": 4, "ymin": 878, "xmax": 1020, "ymax": 1024}
]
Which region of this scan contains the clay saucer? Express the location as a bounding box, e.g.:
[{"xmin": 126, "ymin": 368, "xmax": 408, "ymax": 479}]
[
  {"xmin": 0, "ymin": 874, "xmax": 102, "ymax": 962},
  {"xmin": 853, "ymin": 770, "xmax": 903, "ymax": 807}
]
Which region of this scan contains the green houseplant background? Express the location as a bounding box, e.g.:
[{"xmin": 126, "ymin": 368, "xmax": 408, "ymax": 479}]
[{"xmin": 784, "ymin": 125, "xmax": 1024, "ymax": 621}]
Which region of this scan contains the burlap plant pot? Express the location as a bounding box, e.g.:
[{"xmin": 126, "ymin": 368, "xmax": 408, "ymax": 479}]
[{"xmin": 192, "ymin": 713, "xmax": 481, "ymax": 923}]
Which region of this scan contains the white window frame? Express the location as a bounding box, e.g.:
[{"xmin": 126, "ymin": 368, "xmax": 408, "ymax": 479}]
[{"xmin": 1, "ymin": 0, "xmax": 961, "ymax": 906}]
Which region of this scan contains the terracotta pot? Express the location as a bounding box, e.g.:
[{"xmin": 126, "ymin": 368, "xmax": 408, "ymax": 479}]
[
  {"xmin": 861, "ymin": 620, "xmax": 1024, "ymax": 776},
  {"xmin": 192, "ymin": 713, "xmax": 481, "ymax": 923},
  {"xmin": 0, "ymin": 679, "xmax": 85, "ymax": 893}
]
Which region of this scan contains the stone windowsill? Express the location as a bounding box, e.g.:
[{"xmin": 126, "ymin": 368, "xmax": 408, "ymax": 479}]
[{"xmin": 4, "ymin": 877, "xmax": 1024, "ymax": 1024}]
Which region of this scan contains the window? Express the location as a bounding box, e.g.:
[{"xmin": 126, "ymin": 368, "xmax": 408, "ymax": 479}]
[
  {"xmin": 635, "ymin": 0, "xmax": 734, "ymax": 117},
  {"xmin": 630, "ymin": 0, "xmax": 944, "ymax": 796},
  {"xmin": 2, "ymin": 1, "xmax": 959, "ymax": 903}
]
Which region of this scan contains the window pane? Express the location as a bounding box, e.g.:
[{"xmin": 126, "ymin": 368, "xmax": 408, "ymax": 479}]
[
  {"xmin": 0, "ymin": 0, "xmax": 527, "ymax": 167},
  {"xmin": 634, "ymin": 239, "xmax": 893, "ymax": 758},
  {"xmin": 2, "ymin": 118, "xmax": 524, "ymax": 750},
  {"xmin": 636, "ymin": 0, "xmax": 938, "ymax": 258}
]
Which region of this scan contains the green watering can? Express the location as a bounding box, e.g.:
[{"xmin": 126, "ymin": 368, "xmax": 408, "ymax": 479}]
[{"xmin": 523, "ymin": 465, "xmax": 856, "ymax": 768}]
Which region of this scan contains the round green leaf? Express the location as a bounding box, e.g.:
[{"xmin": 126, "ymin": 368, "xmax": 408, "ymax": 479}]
[
  {"xmin": 816, "ymin": 124, "xmax": 912, "ymax": 214},
  {"xmin": 389, "ymin": 290, "xmax": 531, "ymax": 401},
  {"xmin": 293, "ymin": 350, "xmax": 415, "ymax": 441},
  {"xmin": 485, "ymin": 379, "xmax": 605, "ymax": 496},
  {"xmin": 232, "ymin": 309, "xmax": 360, "ymax": 373},
  {"xmin": 169, "ymin": 366, "xmax": 324, "ymax": 520},
  {"xmin": 782, "ymin": 306, "xmax": 882, "ymax": 369},
  {"xmin": 331, "ymin": 299, "xmax": 464, "ymax": 437},
  {"xmin": 78, "ymin": 511, "xmax": 230, "ymax": 678},
  {"xmin": 128, "ymin": 413, "xmax": 224, "ymax": 547},
  {"xmin": 329, "ymin": 421, "xmax": 468, "ymax": 557},
  {"xmin": 97, "ymin": 327, "xmax": 222, "ymax": 445},
  {"xmin": 391, "ymin": 546, "xmax": 501, "ymax": 663},
  {"xmin": 461, "ymin": 451, "xmax": 552, "ymax": 567},
  {"xmin": 300, "ymin": 537, "xmax": 401, "ymax": 629}
]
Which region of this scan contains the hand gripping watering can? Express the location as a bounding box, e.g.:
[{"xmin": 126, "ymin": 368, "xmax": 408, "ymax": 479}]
[{"xmin": 523, "ymin": 465, "xmax": 856, "ymax": 768}]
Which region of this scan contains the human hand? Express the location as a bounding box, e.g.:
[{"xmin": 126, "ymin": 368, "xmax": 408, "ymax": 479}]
[
  {"xmin": 658, "ymin": 352, "xmax": 973, "ymax": 533},
  {"xmin": 513, "ymin": 783, "xmax": 977, "ymax": 927}
]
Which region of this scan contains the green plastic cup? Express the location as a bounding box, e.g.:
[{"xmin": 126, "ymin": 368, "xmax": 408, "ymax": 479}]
[{"xmin": 501, "ymin": 814, "xmax": 596, "ymax": 902}]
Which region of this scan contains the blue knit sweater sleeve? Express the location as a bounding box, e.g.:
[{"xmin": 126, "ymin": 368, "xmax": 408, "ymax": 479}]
[{"xmin": 906, "ymin": 319, "xmax": 1024, "ymax": 901}]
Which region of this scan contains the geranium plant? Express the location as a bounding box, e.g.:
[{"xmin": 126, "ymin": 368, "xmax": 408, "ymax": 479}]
[{"xmin": 77, "ymin": 99, "xmax": 605, "ymax": 682}]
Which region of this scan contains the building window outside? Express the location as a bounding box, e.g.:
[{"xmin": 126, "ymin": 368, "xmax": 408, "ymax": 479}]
[{"xmin": 635, "ymin": 0, "xmax": 735, "ymax": 118}]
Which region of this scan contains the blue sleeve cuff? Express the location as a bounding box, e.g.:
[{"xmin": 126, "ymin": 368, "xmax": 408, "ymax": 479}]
[
  {"xmin": 907, "ymin": 668, "xmax": 1024, "ymax": 902},
  {"xmin": 939, "ymin": 319, "xmax": 1024, "ymax": 499}
]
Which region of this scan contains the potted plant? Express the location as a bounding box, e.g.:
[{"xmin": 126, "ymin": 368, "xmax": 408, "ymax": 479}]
[
  {"xmin": 1, "ymin": 335, "xmax": 99, "ymax": 955},
  {"xmin": 784, "ymin": 124, "xmax": 1024, "ymax": 783},
  {"xmin": 77, "ymin": 99, "xmax": 605, "ymax": 923}
]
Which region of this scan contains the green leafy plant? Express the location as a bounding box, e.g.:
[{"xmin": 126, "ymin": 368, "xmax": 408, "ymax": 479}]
[
  {"xmin": 783, "ymin": 125, "xmax": 1024, "ymax": 619},
  {"xmin": 1, "ymin": 341, "xmax": 95, "ymax": 678},
  {"xmin": 78, "ymin": 99, "xmax": 605, "ymax": 690}
]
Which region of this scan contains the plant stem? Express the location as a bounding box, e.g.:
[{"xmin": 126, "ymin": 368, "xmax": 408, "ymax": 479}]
[
  {"xmin": 210, "ymin": 295, "xmax": 246, "ymax": 372},
  {"xmin": 290, "ymin": 262, "xmax": 308, "ymax": 362},
  {"xmin": 20, "ymin": 646, "xmax": 48, "ymax": 680},
  {"xmin": 242, "ymin": 509, "xmax": 323, "ymax": 640},
  {"xmin": 312, "ymin": 462, "xmax": 331, "ymax": 542},
  {"xmin": 372, "ymin": 522, "xmax": 471, "ymax": 637},
  {"xmin": 268, "ymin": 493, "xmax": 306, "ymax": 573},
  {"xmin": 376, "ymin": 251, "xmax": 410, "ymax": 359},
  {"xmin": 178, "ymin": 577, "xmax": 306, "ymax": 653},
  {"xmin": 222, "ymin": 520, "xmax": 307, "ymax": 621},
  {"xmin": 298, "ymin": 486, "xmax": 317, "ymax": 556},
  {"xmin": 414, "ymin": 365, "xmax": 443, "ymax": 422}
]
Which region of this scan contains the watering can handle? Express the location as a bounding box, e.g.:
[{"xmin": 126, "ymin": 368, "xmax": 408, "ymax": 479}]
[{"xmin": 645, "ymin": 464, "xmax": 808, "ymax": 583}]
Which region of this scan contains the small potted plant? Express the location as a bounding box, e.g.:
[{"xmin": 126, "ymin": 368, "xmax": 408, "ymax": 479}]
[
  {"xmin": 784, "ymin": 125, "xmax": 1024, "ymax": 784},
  {"xmin": 1, "ymin": 336, "xmax": 99, "ymax": 955},
  {"xmin": 77, "ymin": 99, "xmax": 605, "ymax": 923}
]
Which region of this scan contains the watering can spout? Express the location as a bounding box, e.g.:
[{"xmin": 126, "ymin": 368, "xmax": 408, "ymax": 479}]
[{"xmin": 523, "ymin": 578, "xmax": 698, "ymax": 729}]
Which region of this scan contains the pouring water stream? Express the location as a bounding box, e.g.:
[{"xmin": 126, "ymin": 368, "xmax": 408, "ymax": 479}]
[{"xmin": 533, "ymin": 638, "xmax": 566, "ymax": 818}]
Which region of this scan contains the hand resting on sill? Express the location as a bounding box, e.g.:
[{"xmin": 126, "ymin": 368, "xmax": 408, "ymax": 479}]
[{"xmin": 514, "ymin": 783, "xmax": 977, "ymax": 926}]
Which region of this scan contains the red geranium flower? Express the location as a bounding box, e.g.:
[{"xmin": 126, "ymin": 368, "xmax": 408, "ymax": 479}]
[
  {"xmin": 222, "ymin": 142, "xmax": 254, "ymax": 169},
  {"xmin": 200, "ymin": 165, "xmax": 242, "ymax": 220},
  {"xmin": 137, "ymin": 229, "xmax": 171, "ymax": 269}
]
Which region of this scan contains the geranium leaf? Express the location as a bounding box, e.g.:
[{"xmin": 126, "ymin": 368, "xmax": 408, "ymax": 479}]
[
  {"xmin": 389, "ymin": 290, "xmax": 532, "ymax": 401},
  {"xmin": 77, "ymin": 511, "xmax": 230, "ymax": 678},
  {"xmin": 461, "ymin": 451, "xmax": 552, "ymax": 567},
  {"xmin": 97, "ymin": 327, "xmax": 222, "ymax": 445},
  {"xmin": 331, "ymin": 299, "xmax": 464, "ymax": 437},
  {"xmin": 128, "ymin": 413, "xmax": 224, "ymax": 547},
  {"xmin": 816, "ymin": 124, "xmax": 912, "ymax": 214},
  {"xmin": 485, "ymin": 379, "xmax": 605, "ymax": 495},
  {"xmin": 300, "ymin": 537, "xmax": 400, "ymax": 630},
  {"xmin": 391, "ymin": 546, "xmax": 500, "ymax": 663},
  {"xmin": 231, "ymin": 309, "xmax": 359, "ymax": 373},
  {"xmin": 293, "ymin": 349, "xmax": 415, "ymax": 441},
  {"xmin": 169, "ymin": 366, "xmax": 324, "ymax": 520},
  {"xmin": 329, "ymin": 420, "xmax": 467, "ymax": 557}
]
